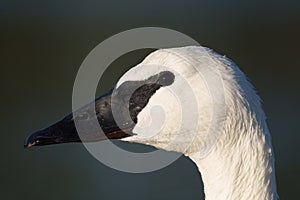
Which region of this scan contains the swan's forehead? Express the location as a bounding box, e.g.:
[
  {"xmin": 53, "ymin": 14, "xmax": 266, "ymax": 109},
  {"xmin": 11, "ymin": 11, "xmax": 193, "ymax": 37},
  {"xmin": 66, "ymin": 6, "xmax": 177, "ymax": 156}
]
[
  {"xmin": 116, "ymin": 50, "xmax": 196, "ymax": 88},
  {"xmin": 116, "ymin": 64, "xmax": 176, "ymax": 87},
  {"xmin": 116, "ymin": 69, "xmax": 175, "ymax": 93}
]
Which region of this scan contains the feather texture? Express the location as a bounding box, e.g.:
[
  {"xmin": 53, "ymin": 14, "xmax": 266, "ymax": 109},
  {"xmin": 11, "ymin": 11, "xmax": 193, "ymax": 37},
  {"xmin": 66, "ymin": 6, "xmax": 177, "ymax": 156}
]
[{"xmin": 120, "ymin": 46, "xmax": 277, "ymax": 200}]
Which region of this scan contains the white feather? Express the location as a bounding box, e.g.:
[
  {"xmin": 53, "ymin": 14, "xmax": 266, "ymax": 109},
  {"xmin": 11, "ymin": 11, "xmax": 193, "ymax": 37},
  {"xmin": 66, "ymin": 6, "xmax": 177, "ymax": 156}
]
[{"xmin": 119, "ymin": 46, "xmax": 277, "ymax": 200}]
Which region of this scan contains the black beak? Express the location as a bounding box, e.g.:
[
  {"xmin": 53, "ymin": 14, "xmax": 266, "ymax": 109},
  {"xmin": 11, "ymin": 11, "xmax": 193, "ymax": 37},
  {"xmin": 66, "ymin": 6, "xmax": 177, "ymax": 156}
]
[
  {"xmin": 24, "ymin": 71, "xmax": 175, "ymax": 148},
  {"xmin": 24, "ymin": 89, "xmax": 134, "ymax": 148}
]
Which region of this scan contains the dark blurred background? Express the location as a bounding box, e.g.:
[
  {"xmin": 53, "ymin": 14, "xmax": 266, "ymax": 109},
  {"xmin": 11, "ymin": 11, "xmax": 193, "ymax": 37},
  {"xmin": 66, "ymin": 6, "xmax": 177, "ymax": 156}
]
[{"xmin": 1, "ymin": 0, "xmax": 299, "ymax": 199}]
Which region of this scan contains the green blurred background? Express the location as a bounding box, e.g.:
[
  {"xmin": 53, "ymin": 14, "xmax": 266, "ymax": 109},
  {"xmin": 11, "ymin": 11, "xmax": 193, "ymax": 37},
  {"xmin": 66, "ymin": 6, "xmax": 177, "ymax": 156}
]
[{"xmin": 1, "ymin": 0, "xmax": 299, "ymax": 199}]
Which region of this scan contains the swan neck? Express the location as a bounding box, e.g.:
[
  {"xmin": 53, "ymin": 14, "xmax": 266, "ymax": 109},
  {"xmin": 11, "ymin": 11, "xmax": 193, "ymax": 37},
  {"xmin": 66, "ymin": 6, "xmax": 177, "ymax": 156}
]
[{"xmin": 189, "ymin": 127, "xmax": 277, "ymax": 200}]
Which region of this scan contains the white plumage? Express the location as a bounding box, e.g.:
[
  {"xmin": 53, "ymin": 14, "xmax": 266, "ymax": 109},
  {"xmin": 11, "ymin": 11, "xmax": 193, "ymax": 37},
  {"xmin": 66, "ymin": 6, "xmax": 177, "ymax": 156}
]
[
  {"xmin": 119, "ymin": 46, "xmax": 278, "ymax": 200},
  {"xmin": 24, "ymin": 45, "xmax": 278, "ymax": 200}
]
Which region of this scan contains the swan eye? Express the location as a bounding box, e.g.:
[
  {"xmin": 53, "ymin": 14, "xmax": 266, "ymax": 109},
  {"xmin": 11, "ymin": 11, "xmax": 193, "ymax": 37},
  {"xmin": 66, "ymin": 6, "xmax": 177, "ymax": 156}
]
[{"xmin": 156, "ymin": 71, "xmax": 175, "ymax": 86}]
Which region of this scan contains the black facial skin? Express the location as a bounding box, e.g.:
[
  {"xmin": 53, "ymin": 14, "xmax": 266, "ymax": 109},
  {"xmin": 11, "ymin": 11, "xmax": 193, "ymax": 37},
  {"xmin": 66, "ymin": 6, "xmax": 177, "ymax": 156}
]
[{"xmin": 24, "ymin": 71, "xmax": 175, "ymax": 148}]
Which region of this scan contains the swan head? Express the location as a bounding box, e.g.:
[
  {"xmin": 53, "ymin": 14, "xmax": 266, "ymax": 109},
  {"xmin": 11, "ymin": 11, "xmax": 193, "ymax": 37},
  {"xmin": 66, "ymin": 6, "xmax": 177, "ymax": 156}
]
[
  {"xmin": 24, "ymin": 46, "xmax": 277, "ymax": 199},
  {"xmin": 24, "ymin": 46, "xmax": 259, "ymax": 157}
]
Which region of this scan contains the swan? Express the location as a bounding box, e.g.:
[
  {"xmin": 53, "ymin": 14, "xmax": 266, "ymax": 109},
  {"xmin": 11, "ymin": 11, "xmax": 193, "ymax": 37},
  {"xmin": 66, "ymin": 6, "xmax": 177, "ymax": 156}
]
[{"xmin": 24, "ymin": 46, "xmax": 278, "ymax": 200}]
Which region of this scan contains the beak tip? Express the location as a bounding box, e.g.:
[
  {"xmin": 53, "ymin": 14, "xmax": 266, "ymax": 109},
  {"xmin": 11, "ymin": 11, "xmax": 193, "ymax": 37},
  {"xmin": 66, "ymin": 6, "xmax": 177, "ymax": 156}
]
[
  {"xmin": 24, "ymin": 141, "xmax": 33, "ymax": 148},
  {"xmin": 24, "ymin": 133, "xmax": 36, "ymax": 148}
]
